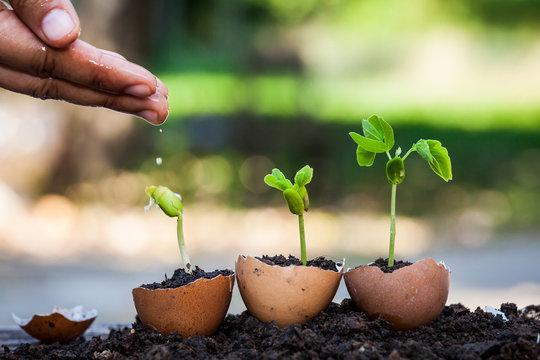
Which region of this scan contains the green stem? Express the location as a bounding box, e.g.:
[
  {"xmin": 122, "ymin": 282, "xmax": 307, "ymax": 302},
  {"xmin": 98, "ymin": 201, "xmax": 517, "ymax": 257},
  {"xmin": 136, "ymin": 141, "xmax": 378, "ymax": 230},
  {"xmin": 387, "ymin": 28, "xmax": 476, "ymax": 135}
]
[
  {"xmin": 389, "ymin": 183, "xmax": 397, "ymax": 267},
  {"xmin": 401, "ymin": 146, "xmax": 416, "ymax": 161},
  {"xmin": 385, "ymin": 151, "xmax": 392, "ymax": 160},
  {"xmin": 298, "ymin": 214, "xmax": 307, "ymax": 265},
  {"xmin": 177, "ymin": 216, "xmax": 192, "ymax": 274}
]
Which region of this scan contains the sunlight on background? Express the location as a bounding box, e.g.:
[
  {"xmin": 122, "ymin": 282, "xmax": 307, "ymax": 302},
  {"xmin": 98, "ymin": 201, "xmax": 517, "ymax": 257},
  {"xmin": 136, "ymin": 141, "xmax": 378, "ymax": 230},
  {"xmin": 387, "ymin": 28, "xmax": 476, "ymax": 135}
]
[{"xmin": 0, "ymin": 0, "xmax": 539, "ymax": 324}]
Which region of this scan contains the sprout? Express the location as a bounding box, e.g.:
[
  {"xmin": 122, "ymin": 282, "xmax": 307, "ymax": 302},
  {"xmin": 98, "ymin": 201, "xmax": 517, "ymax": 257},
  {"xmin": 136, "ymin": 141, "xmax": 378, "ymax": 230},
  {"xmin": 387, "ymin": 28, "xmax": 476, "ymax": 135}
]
[
  {"xmin": 349, "ymin": 115, "xmax": 452, "ymax": 267},
  {"xmin": 145, "ymin": 185, "xmax": 192, "ymax": 274},
  {"xmin": 264, "ymin": 165, "xmax": 313, "ymax": 266}
]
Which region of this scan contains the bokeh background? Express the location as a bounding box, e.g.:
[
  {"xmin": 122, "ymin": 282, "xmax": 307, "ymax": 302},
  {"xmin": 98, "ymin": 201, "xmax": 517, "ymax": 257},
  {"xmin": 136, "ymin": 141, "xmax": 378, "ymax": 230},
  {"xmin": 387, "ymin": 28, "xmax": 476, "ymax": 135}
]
[{"xmin": 1, "ymin": 0, "xmax": 539, "ymax": 325}]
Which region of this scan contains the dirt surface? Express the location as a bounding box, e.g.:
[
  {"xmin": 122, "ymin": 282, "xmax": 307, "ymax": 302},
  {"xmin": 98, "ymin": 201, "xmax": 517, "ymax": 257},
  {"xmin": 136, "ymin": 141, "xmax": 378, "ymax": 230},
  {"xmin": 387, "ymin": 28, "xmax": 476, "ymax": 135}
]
[
  {"xmin": 256, "ymin": 254, "xmax": 341, "ymax": 271},
  {"xmin": 2, "ymin": 300, "xmax": 538, "ymax": 359},
  {"xmin": 365, "ymin": 257, "xmax": 414, "ymax": 273},
  {"xmin": 140, "ymin": 266, "xmax": 234, "ymax": 290}
]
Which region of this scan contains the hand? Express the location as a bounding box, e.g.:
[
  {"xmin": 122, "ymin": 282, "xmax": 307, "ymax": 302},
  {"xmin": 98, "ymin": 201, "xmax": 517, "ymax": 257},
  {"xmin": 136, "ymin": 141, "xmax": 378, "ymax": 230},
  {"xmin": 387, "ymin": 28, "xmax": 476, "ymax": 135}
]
[{"xmin": 0, "ymin": 0, "xmax": 169, "ymax": 125}]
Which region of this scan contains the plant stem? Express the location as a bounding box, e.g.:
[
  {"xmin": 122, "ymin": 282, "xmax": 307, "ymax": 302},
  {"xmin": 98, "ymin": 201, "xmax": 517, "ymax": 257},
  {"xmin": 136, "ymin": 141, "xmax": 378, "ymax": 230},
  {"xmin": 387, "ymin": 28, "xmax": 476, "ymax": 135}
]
[
  {"xmin": 402, "ymin": 146, "xmax": 415, "ymax": 161},
  {"xmin": 177, "ymin": 215, "xmax": 192, "ymax": 274},
  {"xmin": 388, "ymin": 183, "xmax": 397, "ymax": 267},
  {"xmin": 298, "ymin": 214, "xmax": 307, "ymax": 265}
]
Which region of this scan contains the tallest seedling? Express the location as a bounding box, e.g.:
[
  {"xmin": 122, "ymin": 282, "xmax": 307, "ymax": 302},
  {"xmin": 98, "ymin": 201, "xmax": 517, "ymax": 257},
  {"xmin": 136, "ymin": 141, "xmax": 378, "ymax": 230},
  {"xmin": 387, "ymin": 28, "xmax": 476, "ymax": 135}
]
[{"xmin": 349, "ymin": 115, "xmax": 452, "ymax": 266}]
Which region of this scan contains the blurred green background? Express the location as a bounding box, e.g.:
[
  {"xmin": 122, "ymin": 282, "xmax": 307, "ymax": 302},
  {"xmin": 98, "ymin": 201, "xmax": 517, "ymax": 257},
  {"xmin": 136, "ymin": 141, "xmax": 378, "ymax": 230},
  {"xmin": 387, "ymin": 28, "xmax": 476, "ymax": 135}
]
[
  {"xmin": 0, "ymin": 0, "xmax": 539, "ymax": 324},
  {"xmin": 64, "ymin": 0, "xmax": 540, "ymax": 227}
]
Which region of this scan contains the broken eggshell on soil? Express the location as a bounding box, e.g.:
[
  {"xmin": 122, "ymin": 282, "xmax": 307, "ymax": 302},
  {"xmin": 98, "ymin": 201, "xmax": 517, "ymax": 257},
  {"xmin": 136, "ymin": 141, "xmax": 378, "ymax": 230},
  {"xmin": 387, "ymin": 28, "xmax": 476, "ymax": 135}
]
[
  {"xmin": 235, "ymin": 255, "xmax": 344, "ymax": 328},
  {"xmin": 12, "ymin": 306, "xmax": 97, "ymax": 344},
  {"xmin": 132, "ymin": 273, "xmax": 235, "ymax": 337},
  {"xmin": 344, "ymin": 257, "xmax": 450, "ymax": 330}
]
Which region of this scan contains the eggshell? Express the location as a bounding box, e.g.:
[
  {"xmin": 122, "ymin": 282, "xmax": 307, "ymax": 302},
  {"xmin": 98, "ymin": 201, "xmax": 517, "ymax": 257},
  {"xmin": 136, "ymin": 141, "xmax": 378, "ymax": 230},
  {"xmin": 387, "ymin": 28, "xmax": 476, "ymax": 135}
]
[
  {"xmin": 132, "ymin": 273, "xmax": 235, "ymax": 337},
  {"xmin": 13, "ymin": 306, "xmax": 97, "ymax": 344},
  {"xmin": 235, "ymin": 255, "xmax": 343, "ymax": 328},
  {"xmin": 344, "ymin": 258, "xmax": 450, "ymax": 330}
]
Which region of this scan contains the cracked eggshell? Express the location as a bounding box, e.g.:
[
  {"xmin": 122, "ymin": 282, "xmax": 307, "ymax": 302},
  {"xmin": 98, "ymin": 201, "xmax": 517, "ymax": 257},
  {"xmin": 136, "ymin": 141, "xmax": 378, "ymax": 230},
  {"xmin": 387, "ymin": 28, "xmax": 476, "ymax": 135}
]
[
  {"xmin": 132, "ymin": 273, "xmax": 235, "ymax": 337},
  {"xmin": 344, "ymin": 258, "xmax": 450, "ymax": 330},
  {"xmin": 13, "ymin": 306, "xmax": 97, "ymax": 344},
  {"xmin": 235, "ymin": 255, "xmax": 343, "ymax": 328}
]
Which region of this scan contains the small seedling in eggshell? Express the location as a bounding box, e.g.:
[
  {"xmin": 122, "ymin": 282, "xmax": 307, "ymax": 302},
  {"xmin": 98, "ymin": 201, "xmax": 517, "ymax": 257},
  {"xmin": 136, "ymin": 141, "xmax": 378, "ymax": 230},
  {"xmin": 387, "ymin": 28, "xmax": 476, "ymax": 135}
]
[
  {"xmin": 349, "ymin": 115, "xmax": 452, "ymax": 267},
  {"xmin": 145, "ymin": 185, "xmax": 192, "ymax": 274},
  {"xmin": 264, "ymin": 165, "xmax": 313, "ymax": 266}
]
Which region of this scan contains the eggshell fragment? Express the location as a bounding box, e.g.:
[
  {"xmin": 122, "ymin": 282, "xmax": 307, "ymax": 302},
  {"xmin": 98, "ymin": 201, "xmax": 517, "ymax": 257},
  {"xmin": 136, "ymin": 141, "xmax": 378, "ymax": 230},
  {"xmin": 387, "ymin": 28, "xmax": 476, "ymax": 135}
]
[
  {"xmin": 13, "ymin": 306, "xmax": 97, "ymax": 344},
  {"xmin": 235, "ymin": 255, "xmax": 343, "ymax": 328},
  {"xmin": 132, "ymin": 273, "xmax": 235, "ymax": 337},
  {"xmin": 344, "ymin": 258, "xmax": 450, "ymax": 330}
]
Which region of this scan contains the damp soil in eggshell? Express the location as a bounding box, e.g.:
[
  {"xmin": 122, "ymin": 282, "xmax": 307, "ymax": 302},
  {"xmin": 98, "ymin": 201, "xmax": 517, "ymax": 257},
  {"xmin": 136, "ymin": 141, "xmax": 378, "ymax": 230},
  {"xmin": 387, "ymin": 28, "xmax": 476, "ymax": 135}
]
[
  {"xmin": 132, "ymin": 266, "xmax": 235, "ymax": 337},
  {"xmin": 235, "ymin": 254, "xmax": 344, "ymax": 328},
  {"xmin": 344, "ymin": 257, "xmax": 450, "ymax": 330}
]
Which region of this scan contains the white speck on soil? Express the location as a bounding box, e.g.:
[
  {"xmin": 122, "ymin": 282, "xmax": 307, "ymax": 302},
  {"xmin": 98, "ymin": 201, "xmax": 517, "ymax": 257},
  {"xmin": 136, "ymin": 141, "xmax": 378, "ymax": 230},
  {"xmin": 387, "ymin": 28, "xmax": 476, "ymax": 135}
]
[{"xmin": 485, "ymin": 306, "xmax": 508, "ymax": 321}]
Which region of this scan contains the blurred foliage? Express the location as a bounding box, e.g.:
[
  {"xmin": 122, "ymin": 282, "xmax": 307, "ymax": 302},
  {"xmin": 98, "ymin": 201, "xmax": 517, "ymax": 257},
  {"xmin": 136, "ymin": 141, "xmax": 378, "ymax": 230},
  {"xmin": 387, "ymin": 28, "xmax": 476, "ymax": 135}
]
[{"xmin": 59, "ymin": 0, "xmax": 540, "ymax": 230}]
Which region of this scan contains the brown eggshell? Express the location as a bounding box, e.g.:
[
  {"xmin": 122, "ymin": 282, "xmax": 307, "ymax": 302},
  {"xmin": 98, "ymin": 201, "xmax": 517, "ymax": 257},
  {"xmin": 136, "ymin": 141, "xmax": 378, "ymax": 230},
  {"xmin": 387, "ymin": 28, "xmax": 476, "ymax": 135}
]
[
  {"xmin": 344, "ymin": 258, "xmax": 450, "ymax": 330},
  {"xmin": 235, "ymin": 255, "xmax": 343, "ymax": 328},
  {"xmin": 132, "ymin": 273, "xmax": 235, "ymax": 337},
  {"xmin": 14, "ymin": 308, "xmax": 97, "ymax": 344}
]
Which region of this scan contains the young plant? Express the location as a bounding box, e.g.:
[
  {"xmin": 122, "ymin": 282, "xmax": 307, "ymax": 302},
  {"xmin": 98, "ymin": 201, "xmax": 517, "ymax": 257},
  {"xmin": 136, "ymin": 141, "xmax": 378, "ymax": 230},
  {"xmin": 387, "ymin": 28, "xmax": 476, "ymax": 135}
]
[
  {"xmin": 145, "ymin": 185, "xmax": 192, "ymax": 274},
  {"xmin": 264, "ymin": 165, "xmax": 313, "ymax": 265},
  {"xmin": 349, "ymin": 115, "xmax": 452, "ymax": 267}
]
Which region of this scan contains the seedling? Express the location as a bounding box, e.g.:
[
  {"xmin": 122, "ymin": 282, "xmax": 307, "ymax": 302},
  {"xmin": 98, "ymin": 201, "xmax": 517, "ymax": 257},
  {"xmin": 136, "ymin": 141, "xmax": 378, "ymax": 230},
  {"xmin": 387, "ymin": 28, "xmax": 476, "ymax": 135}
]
[
  {"xmin": 349, "ymin": 115, "xmax": 452, "ymax": 267},
  {"xmin": 145, "ymin": 185, "xmax": 192, "ymax": 274},
  {"xmin": 264, "ymin": 165, "xmax": 313, "ymax": 265}
]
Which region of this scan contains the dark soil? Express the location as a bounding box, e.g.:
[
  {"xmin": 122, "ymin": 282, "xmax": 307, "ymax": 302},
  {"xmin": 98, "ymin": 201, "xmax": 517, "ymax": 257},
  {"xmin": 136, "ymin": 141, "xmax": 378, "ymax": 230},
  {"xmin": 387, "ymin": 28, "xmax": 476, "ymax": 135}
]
[
  {"xmin": 140, "ymin": 266, "xmax": 234, "ymax": 290},
  {"xmin": 363, "ymin": 257, "xmax": 414, "ymax": 273},
  {"xmin": 2, "ymin": 300, "xmax": 538, "ymax": 359},
  {"xmin": 256, "ymin": 254, "xmax": 341, "ymax": 271}
]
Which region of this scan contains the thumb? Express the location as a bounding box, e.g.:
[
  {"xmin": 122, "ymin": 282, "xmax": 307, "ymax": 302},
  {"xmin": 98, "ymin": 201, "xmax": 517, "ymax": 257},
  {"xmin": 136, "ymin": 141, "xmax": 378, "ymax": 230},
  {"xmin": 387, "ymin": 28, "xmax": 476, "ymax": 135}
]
[{"xmin": 9, "ymin": 0, "xmax": 80, "ymax": 48}]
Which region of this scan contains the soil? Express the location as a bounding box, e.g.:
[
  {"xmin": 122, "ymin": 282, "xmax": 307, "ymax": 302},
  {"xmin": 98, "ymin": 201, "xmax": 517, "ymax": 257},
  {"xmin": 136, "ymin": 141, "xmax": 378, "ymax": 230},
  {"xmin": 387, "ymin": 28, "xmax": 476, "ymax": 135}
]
[
  {"xmin": 256, "ymin": 254, "xmax": 341, "ymax": 271},
  {"xmin": 2, "ymin": 300, "xmax": 538, "ymax": 359},
  {"xmin": 140, "ymin": 266, "xmax": 234, "ymax": 290},
  {"xmin": 364, "ymin": 258, "xmax": 414, "ymax": 273}
]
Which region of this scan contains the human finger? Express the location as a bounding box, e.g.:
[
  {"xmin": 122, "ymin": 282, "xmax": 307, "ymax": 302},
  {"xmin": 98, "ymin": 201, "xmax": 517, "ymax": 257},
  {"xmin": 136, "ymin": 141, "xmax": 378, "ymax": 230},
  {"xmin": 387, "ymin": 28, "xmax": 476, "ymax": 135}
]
[
  {"xmin": 9, "ymin": 0, "xmax": 80, "ymax": 48},
  {"xmin": 0, "ymin": 9, "xmax": 159, "ymax": 98},
  {"xmin": 0, "ymin": 63, "xmax": 169, "ymax": 125}
]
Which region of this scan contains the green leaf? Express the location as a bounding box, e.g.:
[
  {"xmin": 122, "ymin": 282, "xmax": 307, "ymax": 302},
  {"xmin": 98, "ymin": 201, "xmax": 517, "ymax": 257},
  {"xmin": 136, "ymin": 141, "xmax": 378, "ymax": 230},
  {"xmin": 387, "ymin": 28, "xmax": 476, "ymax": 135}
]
[
  {"xmin": 283, "ymin": 188, "xmax": 304, "ymax": 215},
  {"xmin": 356, "ymin": 146, "xmax": 376, "ymax": 166},
  {"xmin": 349, "ymin": 132, "xmax": 388, "ymax": 153},
  {"xmin": 264, "ymin": 168, "xmax": 292, "ymax": 191},
  {"xmin": 362, "ymin": 119, "xmax": 383, "ymax": 141},
  {"xmin": 415, "ymin": 139, "xmax": 433, "ymax": 162},
  {"xmin": 426, "ymin": 140, "xmax": 452, "ymax": 181},
  {"xmin": 294, "ymin": 165, "xmax": 313, "ymax": 187},
  {"xmin": 272, "ymin": 168, "xmax": 286, "ymax": 182},
  {"xmin": 365, "ymin": 115, "xmax": 394, "ymax": 151},
  {"xmin": 294, "ymin": 185, "xmax": 309, "ymax": 211}
]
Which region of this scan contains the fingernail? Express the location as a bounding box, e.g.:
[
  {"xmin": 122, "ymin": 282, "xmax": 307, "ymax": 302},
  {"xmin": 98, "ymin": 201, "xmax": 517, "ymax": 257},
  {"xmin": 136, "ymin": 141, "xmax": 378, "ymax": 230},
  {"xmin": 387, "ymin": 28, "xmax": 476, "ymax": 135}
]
[
  {"xmin": 125, "ymin": 84, "xmax": 153, "ymax": 97},
  {"xmin": 42, "ymin": 9, "xmax": 76, "ymax": 42},
  {"xmin": 136, "ymin": 110, "xmax": 158, "ymax": 124}
]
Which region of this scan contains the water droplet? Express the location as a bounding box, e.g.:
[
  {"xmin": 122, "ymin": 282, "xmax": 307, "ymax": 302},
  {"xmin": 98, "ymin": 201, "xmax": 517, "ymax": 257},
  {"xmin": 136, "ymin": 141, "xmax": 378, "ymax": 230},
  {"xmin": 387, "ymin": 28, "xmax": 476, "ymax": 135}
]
[
  {"xmin": 156, "ymin": 157, "xmax": 162, "ymax": 165},
  {"xmin": 144, "ymin": 197, "xmax": 155, "ymax": 212},
  {"xmin": 159, "ymin": 129, "xmax": 163, "ymax": 133}
]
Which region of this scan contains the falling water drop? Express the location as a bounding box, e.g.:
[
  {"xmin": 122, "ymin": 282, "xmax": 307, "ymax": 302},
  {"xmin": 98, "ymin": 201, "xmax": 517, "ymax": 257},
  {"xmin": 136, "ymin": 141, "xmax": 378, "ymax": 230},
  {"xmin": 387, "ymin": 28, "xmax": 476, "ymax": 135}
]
[
  {"xmin": 156, "ymin": 157, "xmax": 162, "ymax": 165},
  {"xmin": 144, "ymin": 197, "xmax": 155, "ymax": 212}
]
